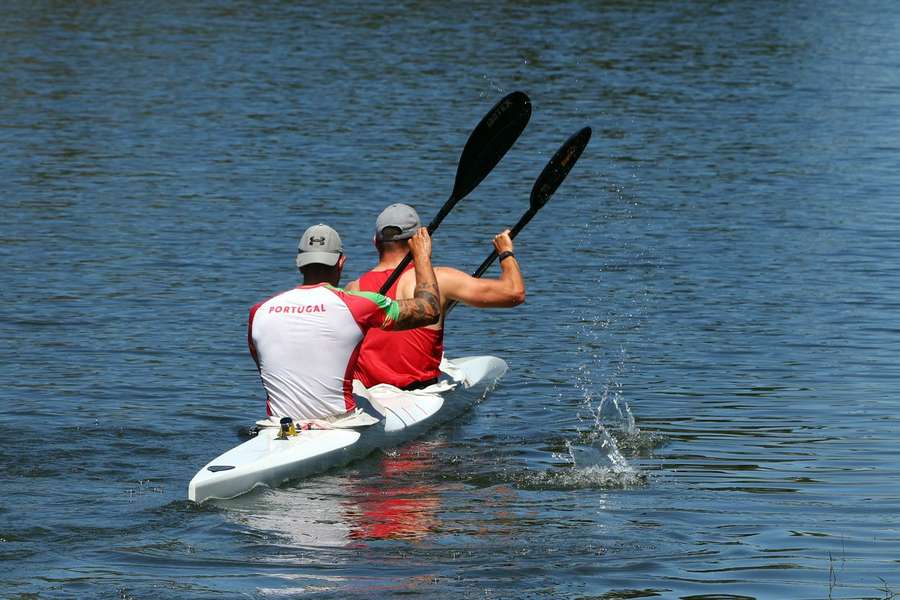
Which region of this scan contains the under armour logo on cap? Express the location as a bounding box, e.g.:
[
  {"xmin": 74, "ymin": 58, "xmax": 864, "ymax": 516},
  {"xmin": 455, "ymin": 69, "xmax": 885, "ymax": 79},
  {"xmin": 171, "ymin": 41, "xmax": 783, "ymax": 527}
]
[{"xmin": 296, "ymin": 224, "xmax": 343, "ymax": 268}]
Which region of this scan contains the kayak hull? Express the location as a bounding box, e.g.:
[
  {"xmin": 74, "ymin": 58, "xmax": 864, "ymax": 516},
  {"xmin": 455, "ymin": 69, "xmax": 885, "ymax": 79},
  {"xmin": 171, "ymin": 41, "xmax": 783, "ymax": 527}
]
[{"xmin": 188, "ymin": 355, "xmax": 507, "ymax": 503}]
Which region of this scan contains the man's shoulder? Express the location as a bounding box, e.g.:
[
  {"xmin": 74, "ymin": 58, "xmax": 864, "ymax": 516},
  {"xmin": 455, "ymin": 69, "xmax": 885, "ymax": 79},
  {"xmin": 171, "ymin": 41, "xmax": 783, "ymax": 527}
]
[
  {"xmin": 434, "ymin": 266, "xmax": 471, "ymax": 287},
  {"xmin": 434, "ymin": 265, "xmax": 466, "ymax": 276},
  {"xmin": 397, "ymin": 265, "xmax": 468, "ymax": 290},
  {"xmin": 400, "ymin": 265, "xmax": 465, "ymax": 279},
  {"xmin": 249, "ymin": 287, "xmax": 296, "ymax": 322},
  {"xmin": 333, "ymin": 286, "xmax": 392, "ymax": 307}
]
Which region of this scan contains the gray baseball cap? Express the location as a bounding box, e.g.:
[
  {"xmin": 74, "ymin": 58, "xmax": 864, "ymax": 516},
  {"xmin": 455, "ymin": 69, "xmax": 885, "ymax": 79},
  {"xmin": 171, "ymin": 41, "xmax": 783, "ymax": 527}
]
[
  {"xmin": 375, "ymin": 203, "xmax": 421, "ymax": 242},
  {"xmin": 296, "ymin": 224, "xmax": 343, "ymax": 268}
]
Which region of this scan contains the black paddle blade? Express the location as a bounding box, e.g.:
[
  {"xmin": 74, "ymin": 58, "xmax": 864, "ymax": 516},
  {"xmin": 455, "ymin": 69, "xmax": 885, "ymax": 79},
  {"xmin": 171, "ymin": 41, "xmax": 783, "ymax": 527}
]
[
  {"xmin": 530, "ymin": 126, "xmax": 592, "ymax": 210},
  {"xmin": 450, "ymin": 91, "xmax": 532, "ymax": 204}
]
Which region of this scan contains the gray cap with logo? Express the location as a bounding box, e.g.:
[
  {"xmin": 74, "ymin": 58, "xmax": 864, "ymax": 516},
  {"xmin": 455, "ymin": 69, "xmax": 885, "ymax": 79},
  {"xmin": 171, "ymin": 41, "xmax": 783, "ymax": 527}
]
[
  {"xmin": 296, "ymin": 224, "xmax": 343, "ymax": 268},
  {"xmin": 375, "ymin": 203, "xmax": 421, "ymax": 242}
]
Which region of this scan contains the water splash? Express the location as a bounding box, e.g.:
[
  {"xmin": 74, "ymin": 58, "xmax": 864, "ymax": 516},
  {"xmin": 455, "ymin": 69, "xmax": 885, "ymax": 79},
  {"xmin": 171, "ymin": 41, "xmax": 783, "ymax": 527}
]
[
  {"xmin": 578, "ymin": 347, "xmax": 638, "ymax": 433},
  {"xmin": 512, "ymin": 462, "xmax": 646, "ymax": 490},
  {"xmin": 576, "ymin": 349, "xmax": 666, "ymax": 453},
  {"xmin": 558, "ymin": 341, "xmax": 661, "ymax": 487}
]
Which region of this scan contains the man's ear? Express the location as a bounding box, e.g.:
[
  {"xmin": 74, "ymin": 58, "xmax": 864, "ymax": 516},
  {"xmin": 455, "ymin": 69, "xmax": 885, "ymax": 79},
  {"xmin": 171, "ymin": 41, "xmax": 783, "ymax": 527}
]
[{"xmin": 338, "ymin": 255, "xmax": 347, "ymax": 270}]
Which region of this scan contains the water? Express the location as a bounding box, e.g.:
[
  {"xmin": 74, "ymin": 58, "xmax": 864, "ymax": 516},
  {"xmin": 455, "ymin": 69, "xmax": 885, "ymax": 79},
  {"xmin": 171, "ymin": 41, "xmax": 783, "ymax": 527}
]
[{"xmin": 2, "ymin": 1, "xmax": 900, "ymax": 598}]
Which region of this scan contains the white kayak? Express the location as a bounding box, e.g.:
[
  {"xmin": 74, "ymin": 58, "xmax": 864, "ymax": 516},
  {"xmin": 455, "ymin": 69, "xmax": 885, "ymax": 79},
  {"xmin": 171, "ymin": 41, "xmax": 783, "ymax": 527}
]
[{"xmin": 188, "ymin": 355, "xmax": 507, "ymax": 503}]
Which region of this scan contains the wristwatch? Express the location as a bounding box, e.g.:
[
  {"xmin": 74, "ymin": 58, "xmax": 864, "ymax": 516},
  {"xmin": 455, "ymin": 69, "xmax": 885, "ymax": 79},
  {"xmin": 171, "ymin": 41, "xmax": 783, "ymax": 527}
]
[{"xmin": 498, "ymin": 251, "xmax": 515, "ymax": 262}]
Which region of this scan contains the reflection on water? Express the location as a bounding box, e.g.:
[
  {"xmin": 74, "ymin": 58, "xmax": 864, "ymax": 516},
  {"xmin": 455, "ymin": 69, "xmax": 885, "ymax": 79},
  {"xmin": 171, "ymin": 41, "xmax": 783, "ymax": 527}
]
[
  {"xmin": 344, "ymin": 444, "xmax": 441, "ymax": 542},
  {"xmin": 225, "ymin": 441, "xmax": 445, "ymax": 549}
]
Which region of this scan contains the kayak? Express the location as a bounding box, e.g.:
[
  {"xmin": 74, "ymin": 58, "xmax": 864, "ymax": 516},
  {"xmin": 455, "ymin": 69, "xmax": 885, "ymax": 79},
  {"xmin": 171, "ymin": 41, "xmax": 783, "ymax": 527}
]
[{"xmin": 188, "ymin": 355, "xmax": 507, "ymax": 503}]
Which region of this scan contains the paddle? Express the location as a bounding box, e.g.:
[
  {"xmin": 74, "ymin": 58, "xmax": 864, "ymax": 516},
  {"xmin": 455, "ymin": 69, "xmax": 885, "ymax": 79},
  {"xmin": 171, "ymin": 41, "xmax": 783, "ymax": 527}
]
[
  {"xmin": 377, "ymin": 91, "xmax": 532, "ymax": 295},
  {"xmin": 444, "ymin": 126, "xmax": 592, "ymax": 315}
]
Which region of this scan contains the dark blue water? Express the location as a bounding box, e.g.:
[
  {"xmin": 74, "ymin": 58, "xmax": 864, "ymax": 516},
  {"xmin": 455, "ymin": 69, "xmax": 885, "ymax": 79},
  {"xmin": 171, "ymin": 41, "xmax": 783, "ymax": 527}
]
[{"xmin": 3, "ymin": 1, "xmax": 900, "ymax": 598}]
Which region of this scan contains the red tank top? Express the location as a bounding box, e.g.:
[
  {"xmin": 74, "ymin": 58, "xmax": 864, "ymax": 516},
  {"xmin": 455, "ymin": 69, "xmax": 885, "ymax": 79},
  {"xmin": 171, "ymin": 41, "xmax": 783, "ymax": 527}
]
[{"xmin": 352, "ymin": 265, "xmax": 444, "ymax": 389}]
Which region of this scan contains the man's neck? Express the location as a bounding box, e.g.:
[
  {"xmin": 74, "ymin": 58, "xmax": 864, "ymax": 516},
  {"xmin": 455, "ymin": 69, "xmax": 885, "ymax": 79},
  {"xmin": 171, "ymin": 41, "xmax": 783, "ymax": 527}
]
[
  {"xmin": 302, "ymin": 273, "xmax": 340, "ymax": 287},
  {"xmin": 374, "ymin": 249, "xmax": 408, "ymax": 271}
]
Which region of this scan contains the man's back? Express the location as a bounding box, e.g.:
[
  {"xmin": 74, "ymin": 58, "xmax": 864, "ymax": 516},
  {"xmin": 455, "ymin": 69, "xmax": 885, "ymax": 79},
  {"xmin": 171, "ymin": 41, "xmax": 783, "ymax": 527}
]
[
  {"xmin": 250, "ymin": 284, "xmax": 399, "ymax": 420},
  {"xmin": 352, "ymin": 268, "xmax": 444, "ymax": 389}
]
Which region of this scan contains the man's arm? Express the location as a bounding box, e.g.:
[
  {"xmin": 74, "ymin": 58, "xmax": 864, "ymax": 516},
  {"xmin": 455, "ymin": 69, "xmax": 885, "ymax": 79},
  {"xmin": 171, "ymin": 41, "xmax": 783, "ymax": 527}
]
[
  {"xmin": 439, "ymin": 230, "xmax": 525, "ymax": 308},
  {"xmin": 393, "ymin": 227, "xmax": 441, "ymax": 330}
]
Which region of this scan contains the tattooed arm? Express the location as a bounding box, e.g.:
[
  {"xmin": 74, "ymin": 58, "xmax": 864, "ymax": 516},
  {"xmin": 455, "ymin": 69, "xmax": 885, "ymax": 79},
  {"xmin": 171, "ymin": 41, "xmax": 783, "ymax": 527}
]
[{"xmin": 393, "ymin": 227, "xmax": 441, "ymax": 330}]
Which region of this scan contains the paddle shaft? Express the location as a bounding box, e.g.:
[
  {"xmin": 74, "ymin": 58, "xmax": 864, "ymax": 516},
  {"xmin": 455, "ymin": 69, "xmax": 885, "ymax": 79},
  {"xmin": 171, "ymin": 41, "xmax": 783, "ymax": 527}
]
[{"xmin": 468, "ymin": 208, "xmax": 535, "ymax": 280}]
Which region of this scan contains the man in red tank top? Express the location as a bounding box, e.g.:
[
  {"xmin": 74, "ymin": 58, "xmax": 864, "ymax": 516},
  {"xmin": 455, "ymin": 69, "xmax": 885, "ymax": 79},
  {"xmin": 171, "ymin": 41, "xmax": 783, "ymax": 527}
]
[{"xmin": 347, "ymin": 203, "xmax": 526, "ymax": 390}]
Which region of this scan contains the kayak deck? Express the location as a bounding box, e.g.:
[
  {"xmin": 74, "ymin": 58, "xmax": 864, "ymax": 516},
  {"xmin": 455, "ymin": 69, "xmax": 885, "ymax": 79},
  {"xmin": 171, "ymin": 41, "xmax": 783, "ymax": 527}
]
[{"xmin": 188, "ymin": 355, "xmax": 507, "ymax": 503}]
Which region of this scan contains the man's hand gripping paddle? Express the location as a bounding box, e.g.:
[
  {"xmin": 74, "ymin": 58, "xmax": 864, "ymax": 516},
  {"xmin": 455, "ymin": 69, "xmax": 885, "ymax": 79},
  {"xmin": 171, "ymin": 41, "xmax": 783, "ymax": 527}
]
[
  {"xmin": 445, "ymin": 126, "xmax": 592, "ymax": 315},
  {"xmin": 377, "ymin": 91, "xmax": 532, "ymax": 295}
]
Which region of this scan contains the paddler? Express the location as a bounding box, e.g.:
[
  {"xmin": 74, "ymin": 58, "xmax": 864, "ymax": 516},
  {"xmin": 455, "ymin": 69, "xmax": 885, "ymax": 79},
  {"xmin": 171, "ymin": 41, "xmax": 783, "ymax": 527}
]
[
  {"xmin": 248, "ymin": 223, "xmax": 440, "ymax": 421},
  {"xmin": 346, "ymin": 203, "xmax": 525, "ymax": 390}
]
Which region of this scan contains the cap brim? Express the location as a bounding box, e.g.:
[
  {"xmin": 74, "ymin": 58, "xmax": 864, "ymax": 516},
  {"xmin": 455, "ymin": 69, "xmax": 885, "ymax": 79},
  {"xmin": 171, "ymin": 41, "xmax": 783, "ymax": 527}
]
[{"xmin": 296, "ymin": 251, "xmax": 341, "ymax": 267}]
